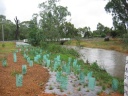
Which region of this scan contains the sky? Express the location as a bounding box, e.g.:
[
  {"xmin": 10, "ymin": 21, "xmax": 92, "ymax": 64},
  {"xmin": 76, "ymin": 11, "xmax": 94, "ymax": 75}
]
[{"xmin": 0, "ymin": 0, "xmax": 113, "ymax": 31}]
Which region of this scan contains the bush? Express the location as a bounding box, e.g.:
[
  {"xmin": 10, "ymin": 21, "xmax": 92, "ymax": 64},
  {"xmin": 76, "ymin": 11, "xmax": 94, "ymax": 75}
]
[
  {"xmin": 2, "ymin": 43, "xmax": 5, "ymax": 47},
  {"xmin": 40, "ymin": 41, "xmax": 48, "ymax": 49},
  {"xmin": 123, "ymin": 33, "xmax": 128, "ymax": 44},
  {"xmin": 101, "ymin": 33, "xmax": 106, "ymax": 38}
]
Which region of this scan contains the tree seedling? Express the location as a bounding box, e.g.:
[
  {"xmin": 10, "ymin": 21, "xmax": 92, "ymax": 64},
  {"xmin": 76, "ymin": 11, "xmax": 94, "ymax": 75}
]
[{"xmin": 49, "ymin": 85, "xmax": 53, "ymax": 90}]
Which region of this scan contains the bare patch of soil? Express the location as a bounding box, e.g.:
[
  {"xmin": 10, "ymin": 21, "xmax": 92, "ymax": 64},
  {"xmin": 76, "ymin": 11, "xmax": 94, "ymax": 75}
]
[{"xmin": 0, "ymin": 52, "xmax": 55, "ymax": 96}]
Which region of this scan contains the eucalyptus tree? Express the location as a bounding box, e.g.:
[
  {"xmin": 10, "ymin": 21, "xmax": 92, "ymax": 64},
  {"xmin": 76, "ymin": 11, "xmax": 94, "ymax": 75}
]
[
  {"xmin": 60, "ymin": 22, "xmax": 78, "ymax": 38},
  {"xmin": 0, "ymin": 15, "xmax": 16, "ymax": 41},
  {"xmin": 20, "ymin": 21, "xmax": 30, "ymax": 39},
  {"xmin": 27, "ymin": 13, "xmax": 40, "ymax": 46},
  {"xmin": 105, "ymin": 0, "xmax": 128, "ymax": 34},
  {"xmin": 83, "ymin": 27, "xmax": 91, "ymax": 38},
  {"xmin": 38, "ymin": 0, "xmax": 71, "ymax": 42},
  {"xmin": 77, "ymin": 27, "xmax": 91, "ymax": 38}
]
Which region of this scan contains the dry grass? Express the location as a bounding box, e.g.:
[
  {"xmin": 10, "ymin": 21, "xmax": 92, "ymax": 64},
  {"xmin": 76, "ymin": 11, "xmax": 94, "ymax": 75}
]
[
  {"xmin": 66, "ymin": 38, "xmax": 128, "ymax": 54},
  {"xmin": 0, "ymin": 42, "xmax": 16, "ymax": 61}
]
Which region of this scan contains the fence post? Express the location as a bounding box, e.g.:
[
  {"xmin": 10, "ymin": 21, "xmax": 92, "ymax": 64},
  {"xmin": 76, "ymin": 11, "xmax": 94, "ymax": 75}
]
[{"xmin": 124, "ymin": 56, "xmax": 128, "ymax": 96}]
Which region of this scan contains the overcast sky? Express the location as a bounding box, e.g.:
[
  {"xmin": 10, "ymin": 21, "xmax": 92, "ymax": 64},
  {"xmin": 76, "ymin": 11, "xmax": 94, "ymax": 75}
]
[{"xmin": 0, "ymin": 0, "xmax": 113, "ymax": 31}]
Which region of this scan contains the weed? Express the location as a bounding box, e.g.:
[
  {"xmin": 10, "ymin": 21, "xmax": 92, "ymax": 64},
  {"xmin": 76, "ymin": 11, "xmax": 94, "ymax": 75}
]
[
  {"xmin": 2, "ymin": 43, "xmax": 5, "ymax": 47},
  {"xmin": 60, "ymin": 87, "xmax": 64, "ymax": 92},
  {"xmin": 86, "ymin": 89, "xmax": 90, "ymax": 92},
  {"xmin": 49, "ymin": 85, "xmax": 53, "ymax": 90},
  {"xmin": 102, "ymin": 85, "xmax": 106, "ymax": 90},
  {"xmin": 11, "ymin": 70, "xmax": 21, "ymax": 76},
  {"xmin": 78, "ymin": 87, "xmax": 81, "ymax": 91}
]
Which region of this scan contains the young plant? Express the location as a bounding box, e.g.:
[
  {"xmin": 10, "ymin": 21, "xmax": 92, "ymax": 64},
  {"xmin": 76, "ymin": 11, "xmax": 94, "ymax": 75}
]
[
  {"xmin": 49, "ymin": 85, "xmax": 53, "ymax": 90},
  {"xmin": 78, "ymin": 87, "xmax": 81, "ymax": 91},
  {"xmin": 11, "ymin": 70, "xmax": 21, "ymax": 76}
]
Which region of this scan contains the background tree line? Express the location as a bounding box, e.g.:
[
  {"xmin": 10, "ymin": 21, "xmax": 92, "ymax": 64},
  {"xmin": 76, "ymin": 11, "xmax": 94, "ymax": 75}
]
[{"xmin": 0, "ymin": 0, "xmax": 128, "ymax": 45}]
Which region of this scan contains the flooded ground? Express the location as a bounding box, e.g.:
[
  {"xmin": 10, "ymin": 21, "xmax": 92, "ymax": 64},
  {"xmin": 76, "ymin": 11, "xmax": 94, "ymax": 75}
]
[{"xmin": 66, "ymin": 46, "xmax": 127, "ymax": 79}]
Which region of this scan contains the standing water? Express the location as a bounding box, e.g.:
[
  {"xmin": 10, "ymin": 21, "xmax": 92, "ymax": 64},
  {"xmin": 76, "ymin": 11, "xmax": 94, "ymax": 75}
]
[{"xmin": 67, "ymin": 46, "xmax": 127, "ymax": 79}]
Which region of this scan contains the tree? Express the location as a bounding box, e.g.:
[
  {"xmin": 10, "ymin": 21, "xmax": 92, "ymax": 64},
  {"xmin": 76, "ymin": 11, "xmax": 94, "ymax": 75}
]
[
  {"xmin": 20, "ymin": 21, "xmax": 30, "ymax": 39},
  {"xmin": 28, "ymin": 14, "xmax": 40, "ymax": 46},
  {"xmin": 60, "ymin": 22, "xmax": 78, "ymax": 38},
  {"xmin": 14, "ymin": 16, "xmax": 20, "ymax": 40},
  {"xmin": 105, "ymin": 0, "xmax": 128, "ymax": 34},
  {"xmin": 83, "ymin": 27, "xmax": 91, "ymax": 38},
  {"xmin": 0, "ymin": 15, "xmax": 16, "ymax": 41},
  {"xmin": 38, "ymin": 0, "xmax": 71, "ymax": 42},
  {"xmin": 93, "ymin": 23, "xmax": 111, "ymax": 38}
]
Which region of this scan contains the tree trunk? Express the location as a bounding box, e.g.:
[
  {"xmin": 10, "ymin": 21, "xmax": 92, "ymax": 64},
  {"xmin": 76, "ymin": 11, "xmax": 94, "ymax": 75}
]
[{"xmin": 14, "ymin": 16, "xmax": 19, "ymax": 40}]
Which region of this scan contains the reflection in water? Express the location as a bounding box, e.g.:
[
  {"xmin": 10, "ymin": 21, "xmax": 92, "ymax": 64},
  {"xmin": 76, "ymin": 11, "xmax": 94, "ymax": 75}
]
[{"xmin": 69, "ymin": 46, "xmax": 127, "ymax": 79}]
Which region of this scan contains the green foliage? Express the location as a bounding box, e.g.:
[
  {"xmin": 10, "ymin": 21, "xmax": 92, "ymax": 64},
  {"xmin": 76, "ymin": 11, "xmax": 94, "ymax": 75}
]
[
  {"xmin": 40, "ymin": 41, "xmax": 48, "ymax": 49},
  {"xmin": 0, "ymin": 15, "xmax": 16, "ymax": 41},
  {"xmin": 2, "ymin": 43, "xmax": 5, "ymax": 47},
  {"xmin": 105, "ymin": 0, "xmax": 128, "ymax": 37},
  {"xmin": 19, "ymin": 43, "xmax": 124, "ymax": 94},
  {"xmin": 101, "ymin": 33, "xmax": 106, "ymax": 38},
  {"xmin": 123, "ymin": 33, "xmax": 128, "ymax": 44},
  {"xmin": 46, "ymin": 43, "xmax": 79, "ymax": 57},
  {"xmin": 37, "ymin": 0, "xmax": 71, "ymax": 44}
]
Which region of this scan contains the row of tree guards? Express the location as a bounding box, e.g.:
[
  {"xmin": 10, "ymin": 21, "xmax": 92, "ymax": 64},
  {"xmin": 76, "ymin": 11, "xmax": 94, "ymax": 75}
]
[{"xmin": 2, "ymin": 45, "xmax": 119, "ymax": 92}]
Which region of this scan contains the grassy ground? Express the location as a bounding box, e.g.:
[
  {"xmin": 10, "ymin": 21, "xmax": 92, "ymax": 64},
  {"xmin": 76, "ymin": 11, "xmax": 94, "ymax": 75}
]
[
  {"xmin": 65, "ymin": 38, "xmax": 128, "ymax": 54},
  {"xmin": 0, "ymin": 42, "xmax": 16, "ymax": 61}
]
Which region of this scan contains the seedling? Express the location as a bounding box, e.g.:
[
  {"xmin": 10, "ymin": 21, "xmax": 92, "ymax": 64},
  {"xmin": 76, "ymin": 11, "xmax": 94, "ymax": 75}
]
[
  {"xmin": 49, "ymin": 85, "xmax": 53, "ymax": 90},
  {"xmin": 102, "ymin": 85, "xmax": 106, "ymax": 90},
  {"xmin": 60, "ymin": 87, "xmax": 64, "ymax": 92},
  {"xmin": 86, "ymin": 89, "xmax": 90, "ymax": 92},
  {"xmin": 2, "ymin": 57, "xmax": 7, "ymax": 67},
  {"xmin": 78, "ymin": 87, "xmax": 81, "ymax": 91}
]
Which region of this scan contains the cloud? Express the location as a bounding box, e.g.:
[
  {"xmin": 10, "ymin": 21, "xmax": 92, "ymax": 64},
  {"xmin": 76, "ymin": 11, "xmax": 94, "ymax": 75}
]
[
  {"xmin": 60, "ymin": 0, "xmax": 113, "ymax": 30},
  {"xmin": 4, "ymin": 0, "xmax": 43, "ymax": 22},
  {"xmin": 0, "ymin": 0, "xmax": 6, "ymax": 15},
  {"xmin": 3, "ymin": 0, "xmax": 113, "ymax": 30}
]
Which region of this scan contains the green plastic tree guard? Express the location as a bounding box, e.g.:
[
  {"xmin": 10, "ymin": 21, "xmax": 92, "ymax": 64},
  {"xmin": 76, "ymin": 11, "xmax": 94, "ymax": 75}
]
[
  {"xmin": 2, "ymin": 59, "xmax": 7, "ymax": 67},
  {"xmin": 60, "ymin": 76, "xmax": 68, "ymax": 90},
  {"xmin": 46, "ymin": 59, "xmax": 50, "ymax": 67},
  {"xmin": 88, "ymin": 77, "xmax": 96, "ymax": 91},
  {"xmin": 27, "ymin": 57, "xmax": 30, "ymax": 63},
  {"xmin": 68, "ymin": 57, "xmax": 72, "ymax": 63},
  {"xmin": 13, "ymin": 52, "xmax": 17, "ymax": 62},
  {"xmin": 112, "ymin": 78, "xmax": 118, "ymax": 91},
  {"xmin": 16, "ymin": 74, "xmax": 23, "ymax": 87},
  {"xmin": 56, "ymin": 71, "xmax": 62, "ymax": 82},
  {"xmin": 22, "ymin": 65, "xmax": 27, "ymax": 75},
  {"xmin": 79, "ymin": 72, "xmax": 85, "ymax": 83},
  {"xmin": 87, "ymin": 71, "xmax": 93, "ymax": 79},
  {"xmin": 29, "ymin": 60, "xmax": 33, "ymax": 67}
]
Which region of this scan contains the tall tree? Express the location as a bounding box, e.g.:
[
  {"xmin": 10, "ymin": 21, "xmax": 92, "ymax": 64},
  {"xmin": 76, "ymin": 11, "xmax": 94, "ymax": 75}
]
[
  {"xmin": 105, "ymin": 0, "xmax": 128, "ymax": 33},
  {"xmin": 60, "ymin": 22, "xmax": 77, "ymax": 38},
  {"xmin": 0, "ymin": 15, "xmax": 15, "ymax": 41},
  {"xmin": 38, "ymin": 0, "xmax": 71, "ymax": 41},
  {"xmin": 28, "ymin": 14, "xmax": 39, "ymax": 46}
]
